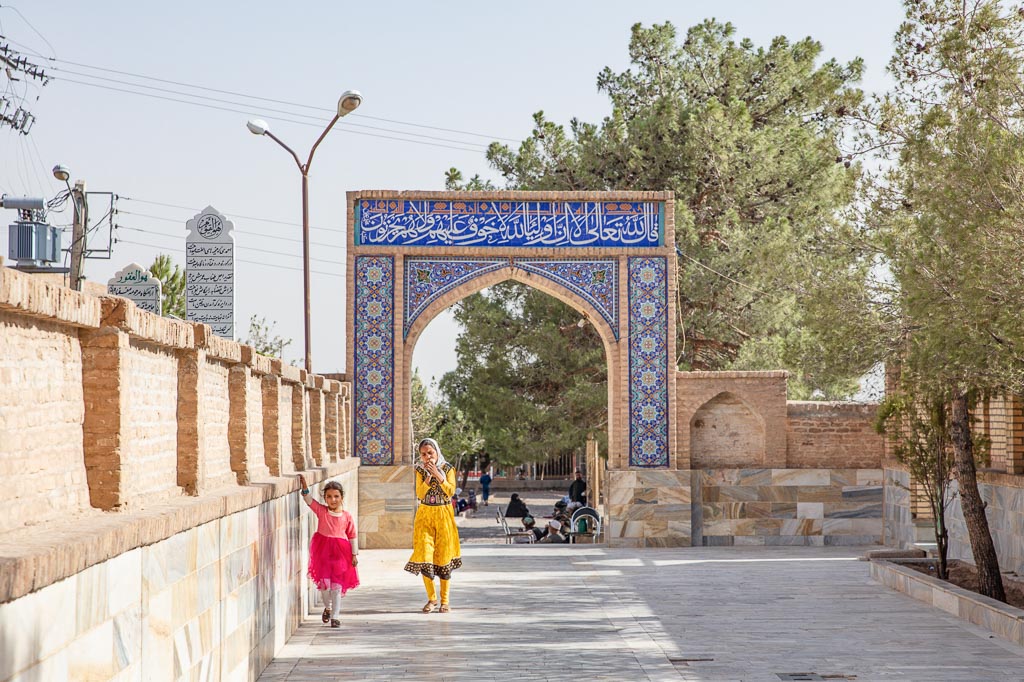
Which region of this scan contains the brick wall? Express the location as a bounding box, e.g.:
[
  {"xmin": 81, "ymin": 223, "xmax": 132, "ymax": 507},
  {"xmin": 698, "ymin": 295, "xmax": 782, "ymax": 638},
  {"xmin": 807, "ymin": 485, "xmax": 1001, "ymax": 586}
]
[
  {"xmin": 0, "ymin": 312, "xmax": 93, "ymax": 533},
  {"xmin": 786, "ymin": 402, "xmax": 883, "ymax": 468},
  {"xmin": 0, "ymin": 262, "xmax": 353, "ymax": 521},
  {"xmin": 675, "ymin": 371, "xmax": 788, "ymax": 469}
]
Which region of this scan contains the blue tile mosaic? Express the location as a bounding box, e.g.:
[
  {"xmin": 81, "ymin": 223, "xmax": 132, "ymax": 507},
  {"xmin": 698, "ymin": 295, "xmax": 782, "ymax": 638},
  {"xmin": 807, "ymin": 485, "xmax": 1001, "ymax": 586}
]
[
  {"xmin": 354, "ymin": 256, "xmax": 395, "ymax": 465},
  {"xmin": 515, "ymin": 259, "xmax": 620, "ymax": 339},
  {"xmin": 628, "ymin": 257, "xmax": 669, "ymax": 467},
  {"xmin": 357, "ymin": 199, "xmax": 661, "ymax": 248},
  {"xmin": 404, "ymin": 258, "xmax": 507, "ymax": 338}
]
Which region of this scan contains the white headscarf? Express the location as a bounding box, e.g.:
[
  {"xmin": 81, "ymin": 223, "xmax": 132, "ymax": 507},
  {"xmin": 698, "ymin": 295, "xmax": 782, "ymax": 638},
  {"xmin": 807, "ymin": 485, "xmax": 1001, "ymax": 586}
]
[{"xmin": 417, "ymin": 438, "xmax": 448, "ymax": 479}]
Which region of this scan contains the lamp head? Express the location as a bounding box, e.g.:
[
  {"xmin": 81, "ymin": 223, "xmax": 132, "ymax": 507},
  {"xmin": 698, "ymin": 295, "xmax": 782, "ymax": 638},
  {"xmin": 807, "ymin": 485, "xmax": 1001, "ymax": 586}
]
[
  {"xmin": 246, "ymin": 119, "xmax": 269, "ymax": 135},
  {"xmin": 337, "ymin": 90, "xmax": 363, "ymax": 117},
  {"xmin": 52, "ymin": 164, "xmax": 71, "ymax": 182}
]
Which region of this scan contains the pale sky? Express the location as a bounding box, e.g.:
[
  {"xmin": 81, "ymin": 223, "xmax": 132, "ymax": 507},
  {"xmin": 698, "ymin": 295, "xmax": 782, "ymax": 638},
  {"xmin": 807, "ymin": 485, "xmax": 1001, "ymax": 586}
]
[{"xmin": 0, "ymin": 1, "xmax": 905, "ymax": 388}]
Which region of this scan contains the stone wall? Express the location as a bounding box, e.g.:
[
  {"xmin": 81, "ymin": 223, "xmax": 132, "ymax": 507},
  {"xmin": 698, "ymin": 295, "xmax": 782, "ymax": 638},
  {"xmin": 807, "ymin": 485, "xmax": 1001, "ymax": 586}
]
[
  {"xmin": 604, "ymin": 371, "xmax": 885, "ymax": 547},
  {"xmin": 0, "ymin": 264, "xmax": 358, "ymax": 681},
  {"xmin": 605, "ymin": 468, "xmax": 883, "ymax": 548},
  {"xmin": 883, "ymin": 468, "xmax": 916, "ymax": 549},
  {"xmin": 945, "ymin": 473, "xmax": 1024, "ymax": 575}
]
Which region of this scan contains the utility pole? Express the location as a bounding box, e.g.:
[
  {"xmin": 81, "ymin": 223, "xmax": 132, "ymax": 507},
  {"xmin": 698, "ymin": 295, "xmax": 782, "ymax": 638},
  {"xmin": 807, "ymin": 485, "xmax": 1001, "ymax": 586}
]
[{"xmin": 68, "ymin": 180, "xmax": 87, "ymax": 290}]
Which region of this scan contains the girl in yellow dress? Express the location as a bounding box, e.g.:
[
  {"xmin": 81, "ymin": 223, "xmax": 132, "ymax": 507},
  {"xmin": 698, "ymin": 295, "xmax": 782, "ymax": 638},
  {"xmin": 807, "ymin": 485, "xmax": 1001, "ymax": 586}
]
[{"xmin": 404, "ymin": 437, "xmax": 462, "ymax": 613}]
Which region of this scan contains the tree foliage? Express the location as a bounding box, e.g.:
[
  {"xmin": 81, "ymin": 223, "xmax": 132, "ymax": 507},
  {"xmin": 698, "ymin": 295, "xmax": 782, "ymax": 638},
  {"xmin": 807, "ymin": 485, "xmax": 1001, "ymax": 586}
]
[
  {"xmin": 450, "ymin": 20, "xmax": 870, "ymax": 406},
  {"xmin": 245, "ymin": 315, "xmax": 292, "ymax": 359},
  {"xmin": 439, "ymin": 283, "xmax": 606, "ymax": 469},
  {"xmin": 875, "ymin": 381, "xmax": 954, "ymax": 578},
  {"xmin": 832, "ymin": 0, "xmax": 1024, "ymax": 602},
  {"xmin": 148, "ymin": 254, "xmax": 185, "ymax": 318}
]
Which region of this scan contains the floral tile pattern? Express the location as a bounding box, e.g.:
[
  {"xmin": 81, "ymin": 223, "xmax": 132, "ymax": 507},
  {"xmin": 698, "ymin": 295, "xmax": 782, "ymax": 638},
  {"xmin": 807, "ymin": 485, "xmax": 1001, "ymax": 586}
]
[
  {"xmin": 404, "ymin": 258, "xmax": 507, "ymax": 338},
  {"xmin": 515, "ymin": 259, "xmax": 620, "ymax": 339},
  {"xmin": 354, "ymin": 256, "xmax": 395, "ymax": 465},
  {"xmin": 628, "ymin": 257, "xmax": 669, "ymax": 467}
]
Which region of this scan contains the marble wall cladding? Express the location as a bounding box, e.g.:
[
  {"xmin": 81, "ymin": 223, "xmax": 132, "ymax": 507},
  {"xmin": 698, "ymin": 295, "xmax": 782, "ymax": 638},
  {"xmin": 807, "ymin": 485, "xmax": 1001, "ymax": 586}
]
[
  {"xmin": 696, "ymin": 468, "xmax": 882, "ymax": 547},
  {"xmin": 882, "ymin": 468, "xmax": 916, "ymax": 549},
  {"xmin": 605, "ymin": 468, "xmax": 883, "ymax": 547},
  {"xmin": 944, "ymin": 476, "xmax": 1024, "ymax": 575},
  {"xmin": 357, "ymin": 465, "xmax": 416, "ymax": 549},
  {"xmin": 0, "ymin": 470, "xmax": 356, "ymax": 682}
]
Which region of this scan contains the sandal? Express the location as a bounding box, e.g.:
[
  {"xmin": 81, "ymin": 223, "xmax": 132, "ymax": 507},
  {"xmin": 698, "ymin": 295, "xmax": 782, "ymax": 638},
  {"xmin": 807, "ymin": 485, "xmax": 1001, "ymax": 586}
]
[
  {"xmin": 321, "ymin": 608, "xmax": 331, "ymax": 623},
  {"xmin": 438, "ymin": 604, "xmax": 450, "ymax": 613},
  {"xmin": 421, "ymin": 600, "xmax": 438, "ymax": 613},
  {"xmin": 330, "ymin": 619, "xmax": 341, "ymax": 628}
]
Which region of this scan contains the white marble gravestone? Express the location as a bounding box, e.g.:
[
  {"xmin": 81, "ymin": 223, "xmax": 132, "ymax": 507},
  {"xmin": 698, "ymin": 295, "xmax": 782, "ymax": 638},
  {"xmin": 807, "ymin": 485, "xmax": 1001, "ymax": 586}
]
[
  {"xmin": 185, "ymin": 206, "xmax": 235, "ymax": 338},
  {"xmin": 107, "ymin": 262, "xmax": 162, "ymax": 314}
]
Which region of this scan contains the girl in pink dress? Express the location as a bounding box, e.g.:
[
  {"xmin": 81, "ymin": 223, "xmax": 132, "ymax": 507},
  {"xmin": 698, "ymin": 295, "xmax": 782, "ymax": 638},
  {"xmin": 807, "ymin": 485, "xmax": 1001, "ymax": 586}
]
[{"xmin": 298, "ymin": 474, "xmax": 359, "ymax": 627}]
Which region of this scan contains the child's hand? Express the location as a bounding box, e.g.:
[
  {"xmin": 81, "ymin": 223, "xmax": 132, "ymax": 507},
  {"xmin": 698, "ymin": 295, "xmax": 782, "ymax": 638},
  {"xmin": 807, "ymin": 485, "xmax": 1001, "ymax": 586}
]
[
  {"xmin": 298, "ymin": 474, "xmax": 308, "ymax": 491},
  {"xmin": 352, "ymin": 556, "xmax": 359, "ymax": 567}
]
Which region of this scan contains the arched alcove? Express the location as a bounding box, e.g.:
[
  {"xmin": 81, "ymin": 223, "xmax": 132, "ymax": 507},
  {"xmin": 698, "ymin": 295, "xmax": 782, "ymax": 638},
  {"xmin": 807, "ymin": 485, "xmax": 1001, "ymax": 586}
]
[{"xmin": 689, "ymin": 391, "xmax": 765, "ymax": 468}]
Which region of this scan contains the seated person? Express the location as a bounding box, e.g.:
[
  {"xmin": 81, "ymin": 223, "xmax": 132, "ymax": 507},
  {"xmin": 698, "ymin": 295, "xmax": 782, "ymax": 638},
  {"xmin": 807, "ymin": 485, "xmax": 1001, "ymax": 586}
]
[
  {"xmin": 505, "ymin": 493, "xmax": 530, "ymax": 518},
  {"xmin": 521, "ymin": 515, "xmax": 544, "ymax": 542},
  {"xmin": 539, "ymin": 518, "xmax": 567, "ymax": 543},
  {"xmin": 468, "ymin": 488, "xmax": 478, "ymax": 511},
  {"xmin": 457, "ymin": 496, "xmax": 469, "ymax": 513}
]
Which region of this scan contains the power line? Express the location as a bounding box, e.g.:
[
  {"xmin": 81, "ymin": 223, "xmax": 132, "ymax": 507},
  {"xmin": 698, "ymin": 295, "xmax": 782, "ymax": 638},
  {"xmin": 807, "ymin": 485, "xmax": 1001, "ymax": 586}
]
[
  {"xmin": 117, "ymin": 209, "xmax": 345, "ymax": 250},
  {"xmin": 117, "ymin": 224, "xmax": 345, "ymax": 267},
  {"xmin": 53, "ymin": 76, "xmax": 490, "ymax": 154},
  {"xmin": 116, "ymin": 236, "xmax": 344, "ymax": 278},
  {"xmin": 48, "ymin": 65, "xmax": 491, "ymax": 150},
  {"xmin": 37, "ymin": 54, "xmax": 518, "ymax": 143},
  {"xmin": 122, "ymin": 196, "xmax": 334, "ymax": 230}
]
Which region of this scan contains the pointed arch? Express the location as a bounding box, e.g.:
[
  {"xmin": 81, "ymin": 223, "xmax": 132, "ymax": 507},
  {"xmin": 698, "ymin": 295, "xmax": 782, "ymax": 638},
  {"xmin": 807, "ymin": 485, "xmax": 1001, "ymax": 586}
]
[{"xmin": 689, "ymin": 391, "xmax": 766, "ymax": 468}]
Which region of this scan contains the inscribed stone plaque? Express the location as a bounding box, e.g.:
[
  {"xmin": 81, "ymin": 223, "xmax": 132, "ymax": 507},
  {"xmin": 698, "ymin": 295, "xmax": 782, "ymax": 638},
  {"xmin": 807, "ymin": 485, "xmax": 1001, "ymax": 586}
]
[
  {"xmin": 185, "ymin": 205, "xmax": 235, "ymax": 338},
  {"xmin": 107, "ymin": 262, "xmax": 162, "ymax": 314}
]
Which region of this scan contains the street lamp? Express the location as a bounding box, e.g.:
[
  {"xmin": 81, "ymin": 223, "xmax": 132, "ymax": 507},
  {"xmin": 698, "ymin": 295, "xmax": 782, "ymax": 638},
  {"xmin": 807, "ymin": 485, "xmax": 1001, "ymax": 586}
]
[{"xmin": 247, "ymin": 89, "xmax": 363, "ymax": 373}]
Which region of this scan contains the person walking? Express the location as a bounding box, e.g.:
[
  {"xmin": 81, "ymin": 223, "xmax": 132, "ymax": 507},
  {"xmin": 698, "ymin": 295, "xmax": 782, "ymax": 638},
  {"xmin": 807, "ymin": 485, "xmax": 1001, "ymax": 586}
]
[
  {"xmin": 479, "ymin": 471, "xmax": 492, "ymax": 507},
  {"xmin": 404, "ymin": 438, "xmax": 462, "ymax": 613},
  {"xmin": 298, "ymin": 474, "xmax": 359, "ymax": 628}
]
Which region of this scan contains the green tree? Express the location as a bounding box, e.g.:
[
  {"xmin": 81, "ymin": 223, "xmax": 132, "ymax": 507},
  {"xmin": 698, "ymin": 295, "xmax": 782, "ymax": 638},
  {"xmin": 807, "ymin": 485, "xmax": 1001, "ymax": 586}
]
[
  {"xmin": 875, "ymin": 381, "xmax": 955, "ymax": 579},
  {"xmin": 245, "ymin": 315, "xmax": 292, "ymax": 359},
  {"xmin": 410, "ymin": 368, "xmax": 440, "ymax": 444},
  {"xmin": 440, "ymin": 283, "xmax": 607, "ymax": 471},
  {"xmin": 148, "ymin": 254, "xmax": 185, "ymax": 318},
  {"xmin": 451, "ymin": 20, "xmax": 870, "ymax": 404},
  {"xmin": 849, "ymin": 0, "xmax": 1024, "ymax": 601}
]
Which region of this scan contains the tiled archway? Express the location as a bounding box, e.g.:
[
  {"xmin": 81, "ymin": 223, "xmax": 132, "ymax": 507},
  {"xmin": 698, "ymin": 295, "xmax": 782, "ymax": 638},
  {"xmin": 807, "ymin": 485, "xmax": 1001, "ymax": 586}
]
[{"xmin": 345, "ymin": 192, "xmax": 677, "ymax": 546}]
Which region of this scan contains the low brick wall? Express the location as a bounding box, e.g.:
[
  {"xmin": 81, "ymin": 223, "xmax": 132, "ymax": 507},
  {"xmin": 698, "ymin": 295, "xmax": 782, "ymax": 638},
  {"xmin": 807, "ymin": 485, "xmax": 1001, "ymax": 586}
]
[
  {"xmin": 786, "ymin": 402, "xmax": 884, "ymax": 468},
  {"xmin": 0, "ymin": 264, "xmax": 360, "ymax": 681}
]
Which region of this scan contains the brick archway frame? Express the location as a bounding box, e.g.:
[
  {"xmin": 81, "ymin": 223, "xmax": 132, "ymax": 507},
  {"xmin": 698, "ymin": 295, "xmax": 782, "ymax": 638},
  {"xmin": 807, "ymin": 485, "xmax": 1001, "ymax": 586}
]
[{"xmin": 345, "ymin": 191, "xmax": 677, "ymax": 547}]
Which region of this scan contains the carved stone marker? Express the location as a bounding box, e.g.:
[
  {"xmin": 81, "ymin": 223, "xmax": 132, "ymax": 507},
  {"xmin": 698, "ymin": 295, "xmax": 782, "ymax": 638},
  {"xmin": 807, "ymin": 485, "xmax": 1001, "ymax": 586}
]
[
  {"xmin": 107, "ymin": 262, "xmax": 162, "ymax": 314},
  {"xmin": 185, "ymin": 206, "xmax": 234, "ymax": 338}
]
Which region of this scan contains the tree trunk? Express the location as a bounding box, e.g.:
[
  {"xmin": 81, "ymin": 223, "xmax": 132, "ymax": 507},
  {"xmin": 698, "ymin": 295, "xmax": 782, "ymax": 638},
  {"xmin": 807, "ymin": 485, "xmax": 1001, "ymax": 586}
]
[{"xmin": 950, "ymin": 391, "xmax": 1006, "ymax": 602}]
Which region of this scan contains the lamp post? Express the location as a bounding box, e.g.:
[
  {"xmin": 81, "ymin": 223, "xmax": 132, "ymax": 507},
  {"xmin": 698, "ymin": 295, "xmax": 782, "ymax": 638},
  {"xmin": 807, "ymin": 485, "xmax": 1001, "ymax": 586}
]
[
  {"xmin": 247, "ymin": 89, "xmax": 363, "ymax": 373},
  {"xmin": 53, "ymin": 164, "xmax": 87, "ymax": 291}
]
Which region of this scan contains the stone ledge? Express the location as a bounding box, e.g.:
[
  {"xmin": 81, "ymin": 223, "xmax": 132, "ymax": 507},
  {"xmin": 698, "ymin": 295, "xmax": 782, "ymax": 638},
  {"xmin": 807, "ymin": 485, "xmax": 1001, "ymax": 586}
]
[
  {"xmin": 100, "ymin": 296, "xmax": 193, "ymax": 348},
  {"xmin": 677, "ymin": 370, "xmax": 789, "ymax": 379},
  {"xmin": 0, "ymin": 458, "xmax": 359, "ymax": 604},
  {"xmin": 869, "ymin": 560, "xmax": 1024, "ymax": 647}
]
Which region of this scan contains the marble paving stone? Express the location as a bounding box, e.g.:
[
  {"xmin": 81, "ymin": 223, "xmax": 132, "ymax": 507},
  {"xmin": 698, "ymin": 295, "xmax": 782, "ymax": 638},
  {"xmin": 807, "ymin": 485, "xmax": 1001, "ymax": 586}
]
[{"xmin": 259, "ymin": 545, "xmax": 1024, "ymax": 682}]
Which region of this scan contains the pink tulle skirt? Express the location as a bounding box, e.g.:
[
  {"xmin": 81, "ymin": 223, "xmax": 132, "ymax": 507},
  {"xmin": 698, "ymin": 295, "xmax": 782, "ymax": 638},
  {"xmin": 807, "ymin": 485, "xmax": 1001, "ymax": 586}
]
[{"xmin": 308, "ymin": 533, "xmax": 360, "ymax": 592}]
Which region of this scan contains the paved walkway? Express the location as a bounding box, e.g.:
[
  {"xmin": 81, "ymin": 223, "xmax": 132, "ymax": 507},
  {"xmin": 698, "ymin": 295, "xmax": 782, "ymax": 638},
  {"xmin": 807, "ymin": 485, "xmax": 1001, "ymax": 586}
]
[{"xmin": 259, "ymin": 543, "xmax": 1024, "ymax": 682}]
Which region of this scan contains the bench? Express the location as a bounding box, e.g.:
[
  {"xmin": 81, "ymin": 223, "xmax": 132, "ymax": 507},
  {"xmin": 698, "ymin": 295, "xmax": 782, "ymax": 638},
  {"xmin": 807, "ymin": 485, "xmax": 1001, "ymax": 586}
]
[{"xmin": 496, "ymin": 508, "xmax": 535, "ymax": 544}]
